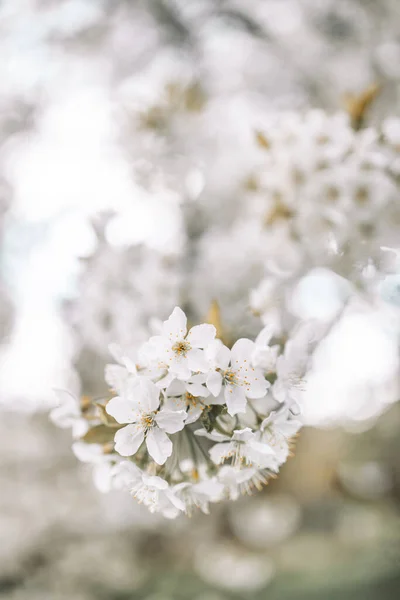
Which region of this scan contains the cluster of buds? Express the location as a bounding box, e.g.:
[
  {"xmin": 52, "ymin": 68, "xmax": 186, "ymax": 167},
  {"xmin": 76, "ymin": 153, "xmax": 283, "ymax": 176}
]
[{"xmin": 51, "ymin": 307, "xmax": 310, "ymax": 518}]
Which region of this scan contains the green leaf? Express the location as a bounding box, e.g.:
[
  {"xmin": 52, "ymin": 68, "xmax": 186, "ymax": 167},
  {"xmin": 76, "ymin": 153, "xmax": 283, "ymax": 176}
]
[
  {"xmin": 95, "ymin": 402, "xmax": 120, "ymax": 427},
  {"xmin": 80, "ymin": 424, "xmax": 119, "ymax": 444}
]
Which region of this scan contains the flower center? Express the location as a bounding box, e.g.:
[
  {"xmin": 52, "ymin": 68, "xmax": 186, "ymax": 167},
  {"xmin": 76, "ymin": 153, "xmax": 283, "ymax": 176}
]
[
  {"xmin": 223, "ymin": 369, "xmax": 238, "ymax": 386},
  {"xmin": 185, "ymin": 392, "xmax": 197, "ymax": 406},
  {"xmin": 141, "ymin": 414, "xmax": 155, "ymax": 430},
  {"xmin": 172, "ymin": 340, "xmax": 191, "ymax": 357}
]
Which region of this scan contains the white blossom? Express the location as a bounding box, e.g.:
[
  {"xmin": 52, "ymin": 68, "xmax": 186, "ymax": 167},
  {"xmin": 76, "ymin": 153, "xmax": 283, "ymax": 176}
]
[
  {"xmin": 50, "ymin": 390, "xmax": 88, "ymax": 438},
  {"xmin": 72, "ymin": 442, "xmax": 116, "ymax": 493},
  {"xmin": 258, "ymin": 409, "xmax": 302, "ymax": 469},
  {"xmin": 112, "ymin": 461, "xmax": 185, "ymax": 519},
  {"xmin": 140, "ymin": 307, "xmax": 216, "ymax": 381},
  {"xmin": 196, "ymin": 427, "xmax": 276, "ymax": 469},
  {"xmin": 206, "ymin": 339, "xmax": 269, "ymax": 416},
  {"xmin": 106, "ymin": 377, "xmax": 187, "ymax": 464}
]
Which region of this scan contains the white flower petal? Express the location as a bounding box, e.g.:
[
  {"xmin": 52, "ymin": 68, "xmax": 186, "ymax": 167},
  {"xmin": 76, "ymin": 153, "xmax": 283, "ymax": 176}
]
[
  {"xmin": 136, "ymin": 378, "xmax": 160, "ymax": 413},
  {"xmin": 93, "ymin": 463, "xmax": 113, "ymax": 493},
  {"xmin": 195, "ymin": 428, "xmax": 230, "ymax": 442},
  {"xmin": 215, "ymin": 344, "xmax": 231, "ymax": 370},
  {"xmin": 165, "ymin": 379, "xmax": 186, "ymax": 396},
  {"xmin": 142, "ymin": 474, "xmax": 169, "ymax": 490},
  {"xmin": 50, "ymin": 389, "xmax": 80, "ymax": 428},
  {"xmin": 232, "ymin": 428, "xmax": 254, "ymax": 442},
  {"xmin": 105, "ymin": 364, "xmax": 129, "ymax": 394},
  {"xmin": 185, "ymin": 405, "xmax": 203, "ymax": 424},
  {"xmin": 155, "ymin": 409, "xmax": 187, "ymax": 434},
  {"xmin": 230, "ymin": 338, "xmax": 255, "ymax": 363},
  {"xmin": 146, "ymin": 427, "xmax": 173, "ymax": 465},
  {"xmin": 165, "ymin": 489, "xmax": 186, "ymax": 512},
  {"xmin": 187, "ymin": 348, "xmax": 209, "ymax": 372},
  {"xmin": 114, "ymin": 425, "xmax": 144, "ymax": 456},
  {"xmin": 187, "ymin": 323, "xmax": 216, "ymax": 348},
  {"xmin": 162, "ymin": 306, "xmax": 187, "ymax": 340},
  {"xmin": 245, "ymin": 369, "xmax": 269, "ymax": 399},
  {"xmin": 72, "ymin": 442, "xmax": 104, "ymax": 463},
  {"xmin": 106, "ymin": 396, "xmax": 139, "ymax": 424},
  {"xmin": 169, "ymin": 357, "xmax": 192, "ymax": 380},
  {"xmin": 111, "ymin": 461, "xmax": 142, "ymax": 489},
  {"xmin": 209, "ymin": 442, "xmax": 235, "ymax": 464},
  {"xmin": 225, "ymin": 385, "xmax": 247, "ymax": 416},
  {"xmin": 255, "ymin": 325, "xmax": 274, "ymax": 347},
  {"xmin": 186, "ymin": 380, "xmax": 209, "ymax": 398},
  {"xmin": 248, "ymin": 440, "xmax": 276, "ymax": 456},
  {"xmin": 206, "ymin": 370, "xmax": 223, "ymax": 396}
]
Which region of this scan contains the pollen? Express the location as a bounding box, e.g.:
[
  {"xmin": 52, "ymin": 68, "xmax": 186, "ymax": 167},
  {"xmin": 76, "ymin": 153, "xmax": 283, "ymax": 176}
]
[
  {"xmin": 141, "ymin": 414, "xmax": 155, "ymax": 429},
  {"xmin": 185, "ymin": 392, "xmax": 197, "ymax": 406},
  {"xmin": 223, "ymin": 369, "xmax": 238, "ymax": 385},
  {"xmin": 172, "ymin": 340, "xmax": 191, "ymax": 356}
]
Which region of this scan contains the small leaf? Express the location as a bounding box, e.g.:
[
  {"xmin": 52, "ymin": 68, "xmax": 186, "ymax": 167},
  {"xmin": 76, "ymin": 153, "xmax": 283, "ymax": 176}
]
[
  {"xmin": 81, "ymin": 424, "xmax": 120, "ymax": 444},
  {"xmin": 95, "ymin": 401, "xmax": 120, "ymax": 427},
  {"xmin": 205, "ymin": 300, "xmax": 224, "ymax": 339},
  {"xmin": 255, "ymin": 130, "xmax": 270, "ymax": 150},
  {"xmin": 243, "ymin": 174, "xmax": 259, "ymax": 191},
  {"xmin": 263, "ymin": 203, "xmax": 293, "ymax": 227},
  {"xmin": 343, "ymin": 83, "xmax": 381, "ymax": 130},
  {"xmin": 80, "ymin": 395, "xmax": 92, "ymax": 413},
  {"xmin": 184, "ymin": 82, "xmax": 207, "ymax": 112}
]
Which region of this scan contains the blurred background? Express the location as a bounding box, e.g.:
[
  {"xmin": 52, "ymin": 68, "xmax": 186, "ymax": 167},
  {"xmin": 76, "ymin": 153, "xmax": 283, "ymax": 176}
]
[{"xmin": 1, "ymin": 1, "xmax": 400, "ymax": 599}]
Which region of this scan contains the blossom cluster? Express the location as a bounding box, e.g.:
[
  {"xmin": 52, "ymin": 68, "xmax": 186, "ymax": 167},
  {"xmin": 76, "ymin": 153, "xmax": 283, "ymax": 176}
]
[
  {"xmin": 51, "ymin": 307, "xmax": 307, "ymax": 518},
  {"xmin": 189, "ymin": 109, "xmax": 400, "ymax": 334}
]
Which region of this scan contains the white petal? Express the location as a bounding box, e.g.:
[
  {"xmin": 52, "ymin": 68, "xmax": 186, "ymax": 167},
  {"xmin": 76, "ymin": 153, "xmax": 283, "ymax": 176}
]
[
  {"xmin": 155, "ymin": 371, "xmax": 175, "ymax": 390},
  {"xmin": 187, "ymin": 348, "xmax": 209, "ymax": 372},
  {"xmin": 165, "ymin": 379, "xmax": 186, "ymax": 396},
  {"xmin": 105, "ymin": 364, "xmax": 129, "ymax": 393},
  {"xmin": 163, "ymin": 395, "xmax": 186, "ymax": 412},
  {"xmin": 169, "ymin": 357, "xmax": 192, "ymax": 380},
  {"xmin": 279, "ymin": 419, "xmax": 302, "ymax": 438},
  {"xmin": 245, "ymin": 369, "xmax": 269, "ymax": 399},
  {"xmin": 206, "ymin": 370, "xmax": 222, "ymax": 397},
  {"xmin": 186, "ymin": 379, "xmax": 209, "ymax": 398},
  {"xmin": 230, "ymin": 338, "xmax": 255, "ymax": 363},
  {"xmin": 162, "ymin": 307, "xmax": 187, "ymax": 340},
  {"xmin": 215, "ymin": 344, "xmax": 231, "ymax": 370},
  {"xmin": 142, "ymin": 474, "xmax": 169, "ymax": 490},
  {"xmin": 195, "ymin": 428, "xmax": 229, "ymax": 442},
  {"xmin": 225, "ymin": 385, "xmax": 247, "ymax": 416},
  {"xmin": 72, "ymin": 442, "xmax": 103, "ymax": 463},
  {"xmin": 111, "ymin": 461, "xmax": 142, "ymax": 489},
  {"xmin": 139, "ymin": 336, "xmax": 166, "ymax": 363},
  {"xmin": 209, "ymin": 442, "xmax": 235, "ymax": 464},
  {"xmin": 248, "ymin": 440, "xmax": 276, "ymax": 456},
  {"xmin": 165, "ymin": 489, "xmax": 186, "ymax": 512},
  {"xmin": 187, "ymin": 324, "xmax": 216, "ymax": 348},
  {"xmin": 232, "ymin": 428, "xmax": 254, "ymax": 442},
  {"xmin": 155, "ymin": 409, "xmax": 187, "ymax": 434},
  {"xmin": 108, "ymin": 343, "xmax": 125, "ymax": 364},
  {"xmin": 93, "ymin": 463, "xmax": 113, "ymax": 493},
  {"xmin": 50, "ymin": 389, "xmax": 79, "ymax": 427},
  {"xmin": 255, "ymin": 325, "xmax": 274, "ymax": 347},
  {"xmin": 114, "ymin": 425, "xmax": 144, "ymax": 456},
  {"xmin": 146, "ymin": 428, "xmax": 173, "ymax": 465},
  {"xmin": 185, "ymin": 405, "xmax": 203, "ymax": 425},
  {"xmin": 207, "ymin": 390, "xmax": 225, "ymax": 406},
  {"xmin": 106, "ymin": 396, "xmax": 139, "ymax": 424},
  {"xmin": 108, "ymin": 343, "xmax": 137, "ymax": 373},
  {"xmin": 136, "ymin": 378, "xmax": 160, "ymax": 413}
]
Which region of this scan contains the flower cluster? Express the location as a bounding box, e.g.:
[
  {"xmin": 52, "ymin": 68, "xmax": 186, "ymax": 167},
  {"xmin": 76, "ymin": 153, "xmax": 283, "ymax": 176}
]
[
  {"xmin": 51, "ymin": 307, "xmax": 305, "ymax": 518},
  {"xmin": 243, "ymin": 110, "xmax": 400, "ymax": 330}
]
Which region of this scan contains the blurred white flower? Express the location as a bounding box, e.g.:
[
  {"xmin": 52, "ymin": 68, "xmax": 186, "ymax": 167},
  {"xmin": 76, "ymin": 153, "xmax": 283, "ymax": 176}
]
[{"xmin": 106, "ymin": 378, "xmax": 187, "ymax": 464}]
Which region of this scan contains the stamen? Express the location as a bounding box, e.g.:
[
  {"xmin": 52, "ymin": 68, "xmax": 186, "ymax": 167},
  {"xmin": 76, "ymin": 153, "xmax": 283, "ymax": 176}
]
[{"xmin": 172, "ymin": 340, "xmax": 191, "ymax": 357}]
